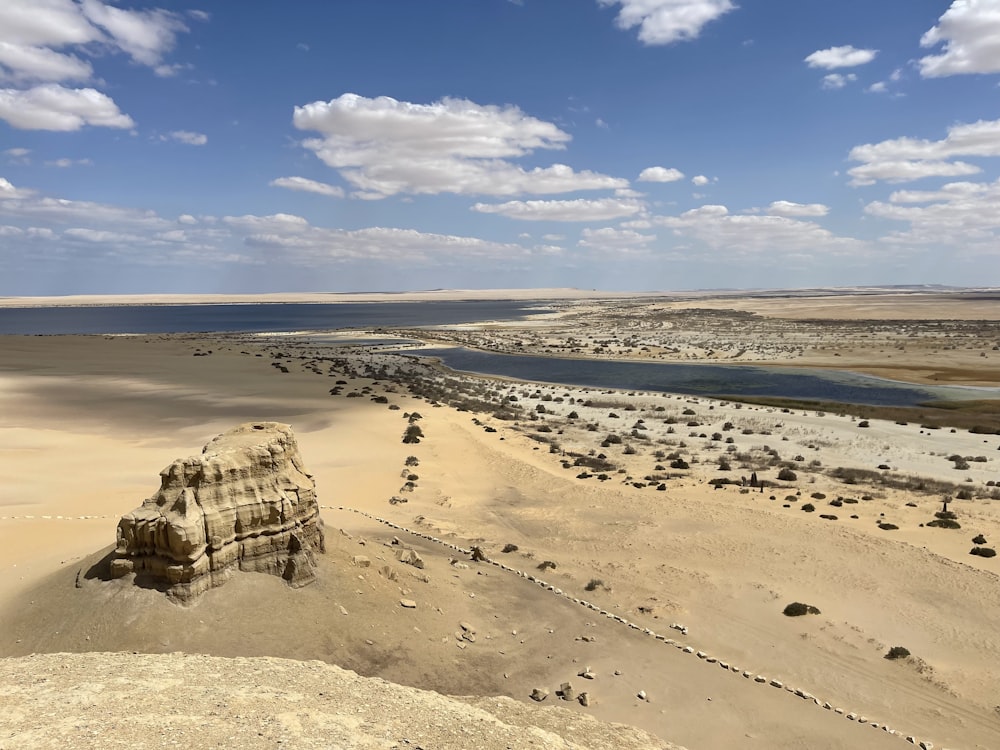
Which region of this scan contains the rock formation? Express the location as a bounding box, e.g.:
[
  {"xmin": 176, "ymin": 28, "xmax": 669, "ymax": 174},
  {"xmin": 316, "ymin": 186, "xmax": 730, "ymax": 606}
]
[{"xmin": 110, "ymin": 422, "xmax": 324, "ymax": 602}]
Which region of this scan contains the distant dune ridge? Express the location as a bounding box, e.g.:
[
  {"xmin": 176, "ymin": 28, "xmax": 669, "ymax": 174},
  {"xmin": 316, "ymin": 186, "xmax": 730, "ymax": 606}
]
[{"xmin": 110, "ymin": 422, "xmax": 325, "ymax": 602}]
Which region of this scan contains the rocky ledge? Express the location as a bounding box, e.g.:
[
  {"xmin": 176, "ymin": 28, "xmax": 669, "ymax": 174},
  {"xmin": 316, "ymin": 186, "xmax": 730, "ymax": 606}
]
[
  {"xmin": 110, "ymin": 422, "xmax": 324, "ymax": 602},
  {"xmin": 0, "ymin": 652, "xmax": 682, "ymax": 750}
]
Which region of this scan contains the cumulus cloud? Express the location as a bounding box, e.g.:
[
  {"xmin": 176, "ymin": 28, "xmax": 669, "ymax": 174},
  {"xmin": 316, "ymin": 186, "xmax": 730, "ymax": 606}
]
[
  {"xmin": 691, "ymin": 174, "xmax": 710, "ymax": 186},
  {"xmin": 293, "ymin": 93, "xmax": 627, "ymax": 198},
  {"xmin": 848, "ymin": 117, "xmax": 1000, "ymax": 185},
  {"xmin": 270, "ymin": 176, "xmax": 345, "ymax": 198},
  {"xmin": 920, "ymin": 0, "xmax": 1000, "ymax": 77},
  {"xmin": 0, "ymin": 1, "xmax": 195, "ymax": 131},
  {"xmin": 866, "ymin": 178, "xmax": 1000, "ymax": 249},
  {"xmin": 599, "ymin": 0, "xmax": 735, "ymax": 45},
  {"xmin": 638, "ymin": 166, "xmax": 685, "ymax": 182},
  {"xmin": 1, "ymin": 176, "xmax": 549, "ymax": 271},
  {"xmin": 44, "ymin": 157, "xmax": 92, "ymax": 167},
  {"xmin": 578, "ymin": 226, "xmax": 655, "ymax": 252},
  {"xmin": 0, "ymin": 84, "xmax": 134, "ymax": 130},
  {"xmin": 164, "ymin": 130, "xmax": 207, "ymax": 145},
  {"xmin": 805, "ymin": 45, "xmax": 878, "ymax": 69},
  {"xmin": 767, "ymin": 201, "xmax": 829, "ymax": 218},
  {"xmin": 655, "ymin": 204, "xmax": 862, "ymax": 255},
  {"xmin": 822, "ymin": 73, "xmax": 857, "ymax": 90},
  {"xmin": 470, "ymin": 197, "xmax": 644, "ymax": 221}
]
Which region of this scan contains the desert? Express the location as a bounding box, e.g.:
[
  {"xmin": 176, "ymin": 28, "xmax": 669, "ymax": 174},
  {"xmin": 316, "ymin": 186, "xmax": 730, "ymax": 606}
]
[{"xmin": 1, "ymin": 289, "xmax": 999, "ymax": 749}]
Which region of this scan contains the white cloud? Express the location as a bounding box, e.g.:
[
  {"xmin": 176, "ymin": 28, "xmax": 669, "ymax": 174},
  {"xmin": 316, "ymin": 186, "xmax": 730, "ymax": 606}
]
[
  {"xmin": 270, "ymin": 176, "xmax": 345, "ymax": 198},
  {"xmin": 638, "ymin": 166, "xmax": 685, "ymax": 182},
  {"xmin": 78, "ymin": 0, "xmax": 187, "ymax": 68},
  {"xmin": 655, "ymin": 204, "xmax": 863, "ymax": 255},
  {"xmin": 0, "ymin": 84, "xmax": 133, "ymax": 130},
  {"xmin": 0, "ymin": 41, "xmax": 93, "ymax": 83},
  {"xmin": 470, "ymin": 197, "xmax": 643, "ymax": 222},
  {"xmin": 165, "ymin": 130, "xmax": 207, "ymax": 145},
  {"xmin": 293, "ymin": 93, "xmax": 627, "ymax": 198},
  {"xmin": 848, "ymin": 117, "xmax": 1000, "ymax": 185},
  {"xmin": 578, "ymin": 226, "xmax": 655, "ymax": 251},
  {"xmin": 767, "ymin": 200, "xmax": 829, "ymax": 218},
  {"xmin": 0, "ymin": 1, "xmax": 195, "ymax": 135},
  {"xmin": 920, "ymin": 0, "xmax": 1000, "ymax": 77},
  {"xmin": 223, "ymin": 213, "xmax": 541, "ymax": 263},
  {"xmin": 599, "ymin": 0, "xmax": 735, "ymax": 45},
  {"xmin": 805, "ymin": 45, "xmax": 878, "ymax": 69},
  {"xmin": 865, "ymin": 178, "xmax": 1000, "ymax": 250},
  {"xmin": 44, "ymin": 157, "xmax": 92, "ymax": 167},
  {"xmin": 867, "ymin": 82, "xmax": 888, "ymax": 93},
  {"xmin": 822, "ymin": 73, "xmax": 857, "ymax": 90},
  {"xmin": 691, "ymin": 174, "xmax": 710, "ymax": 186}
]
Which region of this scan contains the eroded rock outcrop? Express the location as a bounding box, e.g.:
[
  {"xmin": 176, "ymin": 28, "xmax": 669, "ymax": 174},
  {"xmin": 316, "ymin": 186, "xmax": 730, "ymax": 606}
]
[{"xmin": 110, "ymin": 422, "xmax": 324, "ymax": 602}]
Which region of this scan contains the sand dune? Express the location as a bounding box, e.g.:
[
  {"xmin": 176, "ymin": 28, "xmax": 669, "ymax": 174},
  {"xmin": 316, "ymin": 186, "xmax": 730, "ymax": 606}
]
[{"xmin": 1, "ymin": 329, "xmax": 999, "ymax": 749}]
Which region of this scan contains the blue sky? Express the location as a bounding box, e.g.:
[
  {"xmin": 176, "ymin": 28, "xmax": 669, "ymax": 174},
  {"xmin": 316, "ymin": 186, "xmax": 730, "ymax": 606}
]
[{"xmin": 2, "ymin": 0, "xmax": 999, "ymax": 295}]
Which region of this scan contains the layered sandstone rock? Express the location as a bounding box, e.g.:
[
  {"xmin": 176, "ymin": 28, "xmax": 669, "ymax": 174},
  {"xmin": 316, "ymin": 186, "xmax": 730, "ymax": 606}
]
[{"xmin": 110, "ymin": 422, "xmax": 324, "ymax": 601}]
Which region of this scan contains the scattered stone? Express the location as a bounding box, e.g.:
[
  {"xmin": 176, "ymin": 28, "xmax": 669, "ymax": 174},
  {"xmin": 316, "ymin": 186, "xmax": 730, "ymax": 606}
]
[
  {"xmin": 558, "ymin": 682, "xmax": 575, "ymax": 701},
  {"xmin": 399, "ymin": 599, "xmax": 417, "ymax": 609},
  {"xmin": 396, "ymin": 548, "xmax": 424, "ymax": 569},
  {"xmin": 578, "ymin": 692, "xmax": 590, "ymax": 707},
  {"xmin": 352, "ymin": 555, "xmax": 371, "ymax": 567},
  {"xmin": 529, "ymin": 688, "xmax": 548, "ymax": 702},
  {"xmin": 637, "ymin": 690, "xmax": 647, "ymax": 701}
]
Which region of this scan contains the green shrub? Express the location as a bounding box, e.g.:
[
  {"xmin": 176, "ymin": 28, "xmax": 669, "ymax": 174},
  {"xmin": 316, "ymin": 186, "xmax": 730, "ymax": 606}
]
[
  {"xmin": 885, "ymin": 646, "xmax": 910, "ymax": 660},
  {"xmin": 501, "ymin": 543, "xmax": 519, "ymax": 553},
  {"xmin": 801, "ymin": 503, "xmax": 815, "ymax": 512},
  {"xmin": 402, "ymin": 424, "xmax": 424, "ymax": 444},
  {"xmin": 927, "ymin": 519, "xmax": 961, "ymax": 529},
  {"xmin": 777, "ymin": 467, "xmax": 797, "ymax": 481},
  {"xmin": 783, "ymin": 602, "xmax": 820, "ymax": 617},
  {"xmin": 537, "ymin": 560, "xmax": 557, "ymax": 571}
]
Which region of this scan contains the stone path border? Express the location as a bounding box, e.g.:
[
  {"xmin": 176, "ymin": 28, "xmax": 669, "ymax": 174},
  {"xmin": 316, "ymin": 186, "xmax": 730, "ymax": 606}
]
[
  {"xmin": 327, "ymin": 504, "xmax": 946, "ymax": 750},
  {"xmin": 0, "ymin": 507, "xmax": 949, "ymax": 748}
]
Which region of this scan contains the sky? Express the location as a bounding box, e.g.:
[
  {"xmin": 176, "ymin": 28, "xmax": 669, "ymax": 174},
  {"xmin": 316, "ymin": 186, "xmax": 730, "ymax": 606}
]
[{"xmin": 2, "ymin": 0, "xmax": 1000, "ymax": 295}]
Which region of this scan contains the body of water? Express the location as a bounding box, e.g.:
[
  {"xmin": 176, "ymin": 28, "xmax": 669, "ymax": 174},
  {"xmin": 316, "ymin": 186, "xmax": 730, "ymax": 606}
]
[
  {"xmin": 0, "ymin": 301, "xmax": 547, "ymax": 335},
  {"xmin": 403, "ymin": 347, "xmax": 994, "ymax": 407}
]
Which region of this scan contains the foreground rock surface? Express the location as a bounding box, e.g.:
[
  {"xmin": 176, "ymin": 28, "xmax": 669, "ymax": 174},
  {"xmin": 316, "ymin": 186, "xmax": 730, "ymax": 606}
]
[
  {"xmin": 111, "ymin": 422, "xmax": 324, "ymax": 601},
  {"xmin": 0, "ymin": 652, "xmax": 682, "ymax": 750}
]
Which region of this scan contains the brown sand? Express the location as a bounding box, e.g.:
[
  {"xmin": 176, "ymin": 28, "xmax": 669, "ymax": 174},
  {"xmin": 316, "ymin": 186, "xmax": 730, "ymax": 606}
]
[{"xmin": 1, "ymin": 328, "xmax": 999, "ymax": 749}]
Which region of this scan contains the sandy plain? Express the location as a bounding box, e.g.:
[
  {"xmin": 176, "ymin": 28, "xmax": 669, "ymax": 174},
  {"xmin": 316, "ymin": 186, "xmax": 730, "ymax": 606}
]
[{"xmin": 1, "ymin": 290, "xmax": 999, "ymax": 749}]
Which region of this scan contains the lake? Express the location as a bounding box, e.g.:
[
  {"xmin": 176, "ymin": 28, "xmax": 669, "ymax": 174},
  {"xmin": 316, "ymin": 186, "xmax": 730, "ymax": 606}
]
[
  {"xmin": 0, "ymin": 301, "xmax": 548, "ymax": 335},
  {"xmin": 402, "ymin": 347, "xmax": 996, "ymax": 407}
]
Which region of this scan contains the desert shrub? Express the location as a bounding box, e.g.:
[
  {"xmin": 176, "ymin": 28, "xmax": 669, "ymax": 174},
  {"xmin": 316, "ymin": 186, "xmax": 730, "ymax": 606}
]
[
  {"xmin": 718, "ymin": 459, "xmax": 731, "ymax": 471},
  {"xmin": 970, "ymin": 547, "xmax": 997, "ymax": 558},
  {"xmin": 388, "ymin": 495, "xmax": 407, "ymax": 505},
  {"xmin": 783, "ymin": 602, "xmax": 820, "ymax": 617},
  {"xmin": 537, "ymin": 560, "xmax": 557, "ymax": 571},
  {"xmin": 501, "ymin": 543, "xmax": 519, "ymax": 553},
  {"xmin": 927, "ymin": 519, "xmax": 961, "ymax": 529},
  {"xmin": 402, "ymin": 424, "xmax": 424, "ymax": 444},
  {"xmin": 878, "ymin": 522, "xmax": 899, "ymax": 531},
  {"xmin": 777, "ymin": 467, "xmax": 797, "ymax": 482},
  {"xmin": 885, "ymin": 646, "xmax": 910, "ymax": 660},
  {"xmin": 801, "ymin": 503, "xmax": 815, "ymax": 512},
  {"xmin": 819, "ymin": 514, "xmax": 838, "ymax": 520},
  {"xmin": 405, "ymin": 455, "xmax": 419, "ymax": 466},
  {"xmin": 858, "ymin": 420, "xmax": 870, "ymax": 428},
  {"xmin": 584, "ymin": 578, "xmax": 604, "ymax": 592},
  {"xmin": 810, "ymin": 492, "xmax": 826, "ymax": 500},
  {"xmin": 670, "ymin": 458, "xmax": 689, "ymax": 470},
  {"xmin": 956, "ymin": 489, "xmax": 973, "ymax": 500},
  {"xmin": 973, "ymin": 534, "xmax": 987, "ymax": 544}
]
